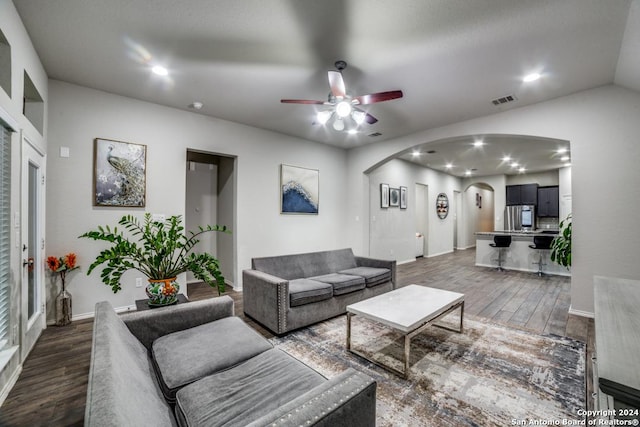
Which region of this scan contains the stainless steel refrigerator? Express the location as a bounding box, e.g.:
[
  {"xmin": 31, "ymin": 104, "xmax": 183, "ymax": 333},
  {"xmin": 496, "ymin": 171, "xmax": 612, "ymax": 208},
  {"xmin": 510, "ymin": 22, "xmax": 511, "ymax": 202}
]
[{"xmin": 504, "ymin": 205, "xmax": 535, "ymax": 231}]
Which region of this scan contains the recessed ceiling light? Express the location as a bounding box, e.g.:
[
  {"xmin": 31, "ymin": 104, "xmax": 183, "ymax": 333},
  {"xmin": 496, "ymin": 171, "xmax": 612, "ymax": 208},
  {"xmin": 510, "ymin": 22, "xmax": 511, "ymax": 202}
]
[
  {"xmin": 465, "ymin": 170, "xmax": 472, "ymax": 176},
  {"xmin": 502, "ymin": 156, "xmax": 511, "ymax": 162},
  {"xmin": 473, "ymin": 140, "xmax": 484, "ymax": 147},
  {"xmin": 557, "ymin": 148, "xmax": 568, "ymax": 154},
  {"xmin": 519, "ymin": 167, "xmax": 526, "ymax": 173},
  {"xmin": 560, "ymin": 156, "xmax": 570, "ymax": 162},
  {"xmin": 412, "ymin": 150, "xmax": 420, "ymax": 157},
  {"xmin": 189, "ymin": 101, "xmax": 203, "ymax": 110},
  {"xmin": 445, "ymin": 163, "xmax": 453, "ymax": 169},
  {"xmin": 511, "ymin": 162, "xmax": 519, "ymax": 168},
  {"xmin": 564, "ymin": 162, "xmax": 572, "ymax": 167},
  {"xmin": 152, "ymin": 65, "xmax": 169, "ymax": 76},
  {"xmin": 523, "ymin": 72, "xmax": 541, "ymax": 83},
  {"xmin": 347, "ymin": 129, "xmax": 358, "ymax": 135}
]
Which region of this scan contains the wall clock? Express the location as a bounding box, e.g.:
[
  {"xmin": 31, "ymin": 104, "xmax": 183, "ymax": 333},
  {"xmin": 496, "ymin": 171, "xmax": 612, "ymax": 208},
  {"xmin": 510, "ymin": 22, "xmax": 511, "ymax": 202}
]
[{"xmin": 436, "ymin": 193, "xmax": 449, "ymax": 219}]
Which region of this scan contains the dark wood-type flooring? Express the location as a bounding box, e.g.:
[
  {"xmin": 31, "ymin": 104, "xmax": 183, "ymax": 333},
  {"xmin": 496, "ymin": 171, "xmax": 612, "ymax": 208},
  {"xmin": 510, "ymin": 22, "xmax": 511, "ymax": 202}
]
[{"xmin": 0, "ymin": 249, "xmax": 594, "ymax": 426}]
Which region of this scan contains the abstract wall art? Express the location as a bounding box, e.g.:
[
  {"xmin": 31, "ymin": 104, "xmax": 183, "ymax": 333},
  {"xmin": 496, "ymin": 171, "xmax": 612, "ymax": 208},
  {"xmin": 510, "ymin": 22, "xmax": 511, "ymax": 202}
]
[
  {"xmin": 389, "ymin": 188, "xmax": 400, "ymax": 207},
  {"xmin": 93, "ymin": 138, "xmax": 146, "ymax": 207},
  {"xmin": 400, "ymin": 186, "xmax": 407, "ymax": 209},
  {"xmin": 280, "ymin": 164, "xmax": 319, "ymax": 214},
  {"xmin": 380, "ymin": 183, "xmax": 390, "ymax": 208}
]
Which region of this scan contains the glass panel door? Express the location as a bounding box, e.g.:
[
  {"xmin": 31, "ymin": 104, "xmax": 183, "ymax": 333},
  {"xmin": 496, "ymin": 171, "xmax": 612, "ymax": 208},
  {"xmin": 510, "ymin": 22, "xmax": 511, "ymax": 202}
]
[
  {"xmin": 27, "ymin": 161, "xmax": 37, "ymax": 319},
  {"xmin": 21, "ymin": 135, "xmax": 45, "ymax": 359}
]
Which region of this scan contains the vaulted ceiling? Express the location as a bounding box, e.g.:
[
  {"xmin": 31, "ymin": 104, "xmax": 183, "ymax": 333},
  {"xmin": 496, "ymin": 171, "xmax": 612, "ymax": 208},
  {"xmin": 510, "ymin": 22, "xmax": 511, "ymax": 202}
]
[{"xmin": 13, "ymin": 0, "xmax": 640, "ymax": 161}]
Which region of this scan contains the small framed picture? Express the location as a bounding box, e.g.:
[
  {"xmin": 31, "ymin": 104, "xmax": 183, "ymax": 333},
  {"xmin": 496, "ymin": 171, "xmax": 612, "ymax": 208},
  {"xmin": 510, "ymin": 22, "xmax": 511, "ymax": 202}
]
[
  {"xmin": 389, "ymin": 188, "xmax": 400, "ymax": 207},
  {"xmin": 400, "ymin": 186, "xmax": 407, "ymax": 209},
  {"xmin": 380, "ymin": 183, "xmax": 390, "ymax": 208}
]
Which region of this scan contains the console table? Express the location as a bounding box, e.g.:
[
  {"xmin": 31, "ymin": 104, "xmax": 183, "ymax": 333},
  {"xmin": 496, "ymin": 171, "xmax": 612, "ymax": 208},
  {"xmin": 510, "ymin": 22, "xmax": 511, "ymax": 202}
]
[
  {"xmin": 593, "ymin": 276, "xmax": 640, "ymax": 420},
  {"xmin": 135, "ymin": 293, "xmax": 189, "ymax": 311}
]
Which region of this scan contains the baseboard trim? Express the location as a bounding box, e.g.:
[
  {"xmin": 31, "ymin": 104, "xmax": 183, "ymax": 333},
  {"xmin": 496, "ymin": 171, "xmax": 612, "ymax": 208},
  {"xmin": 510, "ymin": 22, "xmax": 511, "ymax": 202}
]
[
  {"xmin": 427, "ymin": 250, "xmax": 454, "ymax": 258},
  {"xmin": 0, "ymin": 360, "xmax": 22, "ymax": 408},
  {"xmin": 398, "ymin": 258, "xmax": 416, "ymax": 265},
  {"xmin": 568, "ymin": 307, "xmax": 594, "ymax": 318},
  {"xmin": 69, "ymin": 304, "xmax": 137, "ymax": 322}
]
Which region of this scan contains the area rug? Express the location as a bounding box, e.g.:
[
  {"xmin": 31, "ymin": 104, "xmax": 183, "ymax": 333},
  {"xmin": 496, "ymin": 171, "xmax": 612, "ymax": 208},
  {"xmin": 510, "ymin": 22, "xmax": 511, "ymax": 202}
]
[{"xmin": 269, "ymin": 314, "xmax": 586, "ymax": 427}]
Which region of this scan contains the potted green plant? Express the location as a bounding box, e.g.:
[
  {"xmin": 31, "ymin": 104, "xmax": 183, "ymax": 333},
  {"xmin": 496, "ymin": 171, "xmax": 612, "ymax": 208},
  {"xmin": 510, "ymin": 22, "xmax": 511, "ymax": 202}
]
[
  {"xmin": 80, "ymin": 213, "xmax": 230, "ymax": 306},
  {"xmin": 550, "ymin": 213, "xmax": 571, "ymax": 269}
]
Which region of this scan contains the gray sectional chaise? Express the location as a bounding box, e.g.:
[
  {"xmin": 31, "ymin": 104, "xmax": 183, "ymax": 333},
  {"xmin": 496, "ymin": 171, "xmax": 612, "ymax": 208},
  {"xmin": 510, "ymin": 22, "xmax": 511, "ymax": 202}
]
[
  {"xmin": 85, "ymin": 296, "xmax": 376, "ymax": 427},
  {"xmin": 243, "ymin": 248, "xmax": 396, "ymax": 335}
]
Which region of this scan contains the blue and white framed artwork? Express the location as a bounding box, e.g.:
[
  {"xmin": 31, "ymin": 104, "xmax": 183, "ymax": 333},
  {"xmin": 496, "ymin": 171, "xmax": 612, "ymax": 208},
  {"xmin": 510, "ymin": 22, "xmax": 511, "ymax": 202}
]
[{"xmin": 281, "ymin": 164, "xmax": 319, "ymax": 214}]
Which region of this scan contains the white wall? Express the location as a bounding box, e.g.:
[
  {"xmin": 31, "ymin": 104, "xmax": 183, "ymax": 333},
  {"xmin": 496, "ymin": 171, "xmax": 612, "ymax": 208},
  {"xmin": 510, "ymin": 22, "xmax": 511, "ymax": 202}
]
[
  {"xmin": 506, "ymin": 170, "xmax": 559, "ymax": 186},
  {"xmin": 347, "ymin": 85, "xmax": 640, "ymax": 315},
  {"xmin": 185, "ymin": 162, "xmax": 217, "ymax": 283},
  {"xmin": 559, "ymin": 166, "xmax": 572, "ymax": 222},
  {"xmin": 368, "ymin": 159, "xmax": 460, "ymax": 263},
  {"xmin": 462, "ymin": 184, "xmax": 494, "ymax": 248},
  {"xmin": 0, "ymin": 0, "xmax": 48, "ymax": 405},
  {"xmin": 45, "ymin": 80, "xmax": 349, "ymax": 319},
  {"xmin": 461, "ymin": 174, "xmax": 507, "ymax": 240}
]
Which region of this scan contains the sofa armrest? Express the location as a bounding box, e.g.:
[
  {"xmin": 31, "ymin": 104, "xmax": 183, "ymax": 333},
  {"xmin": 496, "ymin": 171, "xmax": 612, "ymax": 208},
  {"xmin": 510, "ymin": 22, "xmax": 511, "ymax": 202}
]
[
  {"xmin": 355, "ymin": 256, "xmax": 397, "ymax": 289},
  {"xmin": 246, "ymin": 368, "xmax": 376, "ymax": 427},
  {"xmin": 122, "ymin": 296, "xmax": 234, "ymax": 350},
  {"xmin": 242, "ymin": 269, "xmax": 289, "ymax": 335}
]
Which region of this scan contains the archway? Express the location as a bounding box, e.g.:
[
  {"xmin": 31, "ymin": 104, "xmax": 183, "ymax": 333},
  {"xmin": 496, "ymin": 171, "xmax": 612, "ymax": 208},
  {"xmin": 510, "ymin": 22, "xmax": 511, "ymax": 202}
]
[{"xmin": 363, "ymin": 134, "xmax": 570, "ymax": 264}]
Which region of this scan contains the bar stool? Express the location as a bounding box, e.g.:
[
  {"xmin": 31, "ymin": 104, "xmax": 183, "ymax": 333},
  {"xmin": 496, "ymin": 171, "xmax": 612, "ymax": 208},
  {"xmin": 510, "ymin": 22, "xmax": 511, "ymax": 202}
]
[
  {"xmin": 489, "ymin": 235, "xmax": 512, "ymax": 271},
  {"xmin": 529, "ymin": 235, "xmax": 554, "ymax": 276}
]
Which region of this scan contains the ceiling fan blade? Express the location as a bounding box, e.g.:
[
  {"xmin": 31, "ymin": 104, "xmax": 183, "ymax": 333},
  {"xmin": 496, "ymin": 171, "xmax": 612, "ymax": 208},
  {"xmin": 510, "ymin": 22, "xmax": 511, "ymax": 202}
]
[
  {"xmin": 354, "ymin": 90, "xmax": 403, "ymax": 105},
  {"xmin": 328, "ymin": 70, "xmax": 347, "ymax": 98},
  {"xmin": 280, "ymin": 99, "xmax": 325, "ymax": 104},
  {"xmin": 353, "ymin": 107, "xmax": 378, "ymax": 125},
  {"xmin": 365, "ymin": 113, "xmax": 378, "ymax": 124}
]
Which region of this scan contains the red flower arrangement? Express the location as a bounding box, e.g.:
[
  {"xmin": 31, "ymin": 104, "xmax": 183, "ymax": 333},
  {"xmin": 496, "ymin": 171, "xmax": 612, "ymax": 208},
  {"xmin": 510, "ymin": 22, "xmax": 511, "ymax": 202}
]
[{"xmin": 47, "ymin": 253, "xmax": 80, "ymax": 292}]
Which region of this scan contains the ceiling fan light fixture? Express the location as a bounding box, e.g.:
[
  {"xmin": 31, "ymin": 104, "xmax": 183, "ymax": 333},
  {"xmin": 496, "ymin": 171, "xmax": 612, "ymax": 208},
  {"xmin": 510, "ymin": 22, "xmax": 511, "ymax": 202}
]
[
  {"xmin": 332, "ymin": 118, "xmax": 345, "ymax": 131},
  {"xmin": 352, "ymin": 110, "xmax": 366, "ymax": 125},
  {"xmin": 316, "ymin": 110, "xmax": 333, "ymax": 125},
  {"xmin": 336, "ymin": 101, "xmax": 352, "ymax": 118}
]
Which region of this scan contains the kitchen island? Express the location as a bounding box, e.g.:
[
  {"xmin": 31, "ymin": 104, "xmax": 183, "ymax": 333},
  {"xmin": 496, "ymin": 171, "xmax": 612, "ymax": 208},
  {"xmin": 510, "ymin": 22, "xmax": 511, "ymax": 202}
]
[{"xmin": 475, "ymin": 231, "xmax": 570, "ymax": 276}]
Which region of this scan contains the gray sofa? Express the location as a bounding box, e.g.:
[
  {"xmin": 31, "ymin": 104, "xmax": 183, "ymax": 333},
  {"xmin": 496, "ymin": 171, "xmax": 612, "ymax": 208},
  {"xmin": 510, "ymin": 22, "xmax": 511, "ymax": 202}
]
[
  {"xmin": 243, "ymin": 248, "xmax": 396, "ymax": 335},
  {"xmin": 85, "ymin": 296, "xmax": 376, "ymax": 427}
]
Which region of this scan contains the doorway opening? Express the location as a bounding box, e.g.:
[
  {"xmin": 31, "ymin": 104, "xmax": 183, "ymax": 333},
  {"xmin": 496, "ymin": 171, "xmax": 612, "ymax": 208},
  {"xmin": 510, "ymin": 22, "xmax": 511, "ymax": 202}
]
[
  {"xmin": 415, "ymin": 183, "xmax": 428, "ymax": 257},
  {"xmin": 185, "ymin": 150, "xmax": 236, "ymax": 289}
]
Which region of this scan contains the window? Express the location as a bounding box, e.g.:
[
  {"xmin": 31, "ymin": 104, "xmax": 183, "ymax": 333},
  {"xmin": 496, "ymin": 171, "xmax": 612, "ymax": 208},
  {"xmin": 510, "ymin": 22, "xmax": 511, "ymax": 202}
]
[
  {"xmin": 0, "ymin": 124, "xmax": 10, "ymax": 349},
  {"xmin": 0, "ymin": 28, "xmax": 10, "ymax": 97}
]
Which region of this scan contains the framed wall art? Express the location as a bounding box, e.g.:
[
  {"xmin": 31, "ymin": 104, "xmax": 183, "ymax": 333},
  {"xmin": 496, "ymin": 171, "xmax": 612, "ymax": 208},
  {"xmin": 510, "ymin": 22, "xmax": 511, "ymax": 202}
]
[
  {"xmin": 436, "ymin": 192, "xmax": 449, "ymax": 219},
  {"xmin": 400, "ymin": 186, "xmax": 407, "ymax": 209},
  {"xmin": 281, "ymin": 164, "xmax": 319, "ymax": 214},
  {"xmin": 389, "ymin": 188, "xmax": 400, "ymax": 207},
  {"xmin": 93, "ymin": 138, "xmax": 146, "ymax": 207},
  {"xmin": 380, "ymin": 183, "xmax": 390, "ymax": 208}
]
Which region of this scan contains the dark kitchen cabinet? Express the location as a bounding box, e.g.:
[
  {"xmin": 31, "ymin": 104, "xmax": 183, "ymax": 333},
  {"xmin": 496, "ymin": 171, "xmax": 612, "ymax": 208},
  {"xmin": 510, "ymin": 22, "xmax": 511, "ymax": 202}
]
[
  {"xmin": 506, "ymin": 184, "xmax": 538, "ymax": 206},
  {"xmin": 506, "ymin": 185, "xmax": 520, "ymax": 205},
  {"xmin": 537, "ymin": 186, "xmax": 559, "ymax": 217}
]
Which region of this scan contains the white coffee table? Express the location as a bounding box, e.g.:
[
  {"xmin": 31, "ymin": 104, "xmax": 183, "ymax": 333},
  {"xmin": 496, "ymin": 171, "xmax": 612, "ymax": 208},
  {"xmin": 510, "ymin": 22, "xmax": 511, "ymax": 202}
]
[{"xmin": 346, "ymin": 284, "xmax": 464, "ymax": 379}]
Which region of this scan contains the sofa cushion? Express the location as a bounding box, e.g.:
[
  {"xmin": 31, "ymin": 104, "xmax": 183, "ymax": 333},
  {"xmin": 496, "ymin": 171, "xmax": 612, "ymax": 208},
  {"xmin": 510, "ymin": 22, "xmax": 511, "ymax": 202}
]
[
  {"xmin": 174, "ymin": 348, "xmax": 326, "ymax": 427},
  {"xmin": 86, "ymin": 302, "xmax": 176, "ymax": 427},
  {"xmin": 252, "ymin": 248, "xmax": 358, "ymax": 280},
  {"xmin": 339, "ymin": 266, "xmax": 392, "ymax": 287},
  {"xmin": 151, "ymin": 316, "xmax": 273, "ymax": 403},
  {"xmin": 311, "ymin": 273, "xmax": 366, "ymax": 296},
  {"xmin": 289, "ymin": 278, "xmax": 333, "ymax": 307}
]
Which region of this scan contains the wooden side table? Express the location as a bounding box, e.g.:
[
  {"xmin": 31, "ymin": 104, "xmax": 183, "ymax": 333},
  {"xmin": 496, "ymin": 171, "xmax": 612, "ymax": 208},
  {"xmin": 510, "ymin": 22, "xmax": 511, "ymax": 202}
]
[{"xmin": 135, "ymin": 293, "xmax": 189, "ymax": 311}]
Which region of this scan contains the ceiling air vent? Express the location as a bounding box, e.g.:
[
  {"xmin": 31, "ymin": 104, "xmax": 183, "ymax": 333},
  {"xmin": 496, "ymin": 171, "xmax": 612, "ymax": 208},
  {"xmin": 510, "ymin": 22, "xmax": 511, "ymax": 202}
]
[
  {"xmin": 491, "ymin": 94, "xmax": 517, "ymax": 106},
  {"xmin": 368, "ymin": 132, "xmax": 382, "ymax": 137}
]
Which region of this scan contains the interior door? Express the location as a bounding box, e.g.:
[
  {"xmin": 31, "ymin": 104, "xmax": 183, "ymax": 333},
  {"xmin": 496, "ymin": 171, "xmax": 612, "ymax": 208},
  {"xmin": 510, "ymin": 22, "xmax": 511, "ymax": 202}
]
[{"xmin": 21, "ymin": 134, "xmax": 46, "ymax": 360}]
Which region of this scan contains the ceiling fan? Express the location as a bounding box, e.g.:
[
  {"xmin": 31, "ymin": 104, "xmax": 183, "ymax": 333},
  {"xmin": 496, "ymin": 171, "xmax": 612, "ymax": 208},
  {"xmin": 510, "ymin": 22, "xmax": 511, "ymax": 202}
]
[{"xmin": 281, "ymin": 60, "xmax": 403, "ymax": 131}]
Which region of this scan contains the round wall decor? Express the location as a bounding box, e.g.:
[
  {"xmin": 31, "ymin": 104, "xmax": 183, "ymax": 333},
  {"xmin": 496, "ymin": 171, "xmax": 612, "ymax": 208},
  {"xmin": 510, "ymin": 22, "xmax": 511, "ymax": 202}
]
[{"xmin": 436, "ymin": 193, "xmax": 449, "ymax": 219}]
